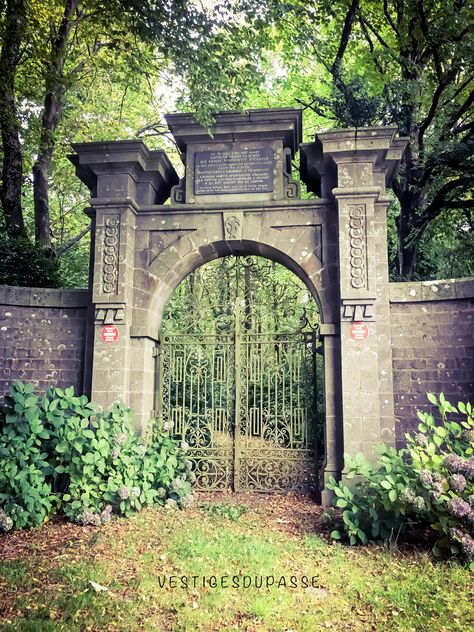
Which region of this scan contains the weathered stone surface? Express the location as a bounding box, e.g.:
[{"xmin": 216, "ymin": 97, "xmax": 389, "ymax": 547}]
[
  {"xmin": 0, "ymin": 288, "xmax": 89, "ymax": 397},
  {"xmin": 390, "ymin": 281, "xmax": 474, "ymax": 446}
]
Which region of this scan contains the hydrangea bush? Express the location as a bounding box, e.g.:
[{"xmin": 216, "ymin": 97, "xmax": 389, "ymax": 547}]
[
  {"xmin": 0, "ymin": 381, "xmax": 195, "ymax": 532},
  {"xmin": 327, "ymin": 393, "xmax": 474, "ymax": 564}
]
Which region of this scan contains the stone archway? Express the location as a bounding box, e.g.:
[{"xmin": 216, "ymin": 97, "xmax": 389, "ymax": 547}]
[
  {"xmin": 157, "ymin": 254, "xmax": 323, "ymax": 494},
  {"xmin": 69, "ymin": 107, "xmax": 407, "ymax": 502}
]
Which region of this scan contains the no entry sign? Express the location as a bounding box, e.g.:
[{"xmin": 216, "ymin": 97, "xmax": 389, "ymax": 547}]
[
  {"xmin": 101, "ymin": 325, "xmax": 119, "ymax": 343},
  {"xmin": 349, "ymin": 322, "xmax": 369, "ymax": 341}
]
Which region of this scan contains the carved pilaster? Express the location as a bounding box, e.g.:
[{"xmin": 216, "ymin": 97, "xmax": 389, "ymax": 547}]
[
  {"xmin": 102, "ymin": 215, "xmax": 120, "ymax": 294},
  {"xmin": 348, "ymin": 204, "xmax": 368, "ymax": 291}
]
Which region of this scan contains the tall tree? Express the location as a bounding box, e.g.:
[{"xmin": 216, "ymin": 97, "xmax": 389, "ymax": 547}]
[
  {"xmin": 0, "ymin": 0, "xmax": 268, "ymax": 252},
  {"xmin": 267, "ymin": 0, "xmax": 473, "ymax": 279},
  {"xmin": 0, "ymin": 0, "xmax": 27, "ymax": 238}
]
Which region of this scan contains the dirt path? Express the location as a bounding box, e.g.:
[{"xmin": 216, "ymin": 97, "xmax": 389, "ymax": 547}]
[{"xmin": 0, "ymin": 493, "xmax": 326, "ymax": 562}]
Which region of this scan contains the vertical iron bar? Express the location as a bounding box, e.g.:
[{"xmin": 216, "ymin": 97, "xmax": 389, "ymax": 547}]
[
  {"xmin": 233, "ymin": 295, "xmax": 242, "ymax": 491},
  {"xmin": 154, "ymin": 343, "xmax": 163, "ymax": 422}
]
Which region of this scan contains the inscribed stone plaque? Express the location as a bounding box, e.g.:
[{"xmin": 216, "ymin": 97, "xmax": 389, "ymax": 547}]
[{"xmin": 194, "ymin": 147, "xmax": 275, "ymax": 195}]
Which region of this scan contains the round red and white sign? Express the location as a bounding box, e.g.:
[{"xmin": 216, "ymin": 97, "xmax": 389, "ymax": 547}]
[
  {"xmin": 101, "ymin": 325, "xmax": 119, "ymax": 343},
  {"xmin": 349, "ymin": 322, "xmax": 369, "ymax": 341}
]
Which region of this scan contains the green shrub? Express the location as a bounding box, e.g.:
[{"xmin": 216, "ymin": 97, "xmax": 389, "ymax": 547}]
[
  {"xmin": 0, "ymin": 382, "xmax": 55, "ymax": 529},
  {"xmin": 0, "ymin": 381, "xmax": 194, "ymax": 531},
  {"xmin": 201, "ymin": 503, "xmax": 250, "ymax": 521},
  {"xmin": 0, "ymin": 234, "xmax": 61, "ymax": 287},
  {"xmin": 327, "ymin": 393, "xmax": 474, "ymax": 564}
]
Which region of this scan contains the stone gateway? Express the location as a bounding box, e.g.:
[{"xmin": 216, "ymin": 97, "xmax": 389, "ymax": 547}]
[{"xmin": 1, "ymin": 108, "xmax": 473, "ymax": 502}]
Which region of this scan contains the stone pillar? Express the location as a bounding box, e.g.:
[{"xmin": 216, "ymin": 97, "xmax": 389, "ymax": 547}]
[
  {"xmin": 68, "ymin": 141, "xmax": 178, "ymax": 424},
  {"xmin": 89, "ymin": 202, "xmax": 135, "ymax": 408},
  {"xmin": 319, "ymin": 128, "xmax": 406, "ymax": 465},
  {"xmin": 303, "ymin": 127, "xmax": 407, "ymax": 472},
  {"xmin": 319, "ymin": 326, "xmax": 343, "ymax": 504}
]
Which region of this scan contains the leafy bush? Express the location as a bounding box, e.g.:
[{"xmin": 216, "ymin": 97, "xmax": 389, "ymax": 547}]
[
  {"xmin": 0, "ymin": 381, "xmax": 194, "ymax": 532},
  {"xmin": 0, "ymin": 234, "xmax": 61, "ymax": 287},
  {"xmin": 327, "ymin": 393, "xmax": 474, "ymax": 564}
]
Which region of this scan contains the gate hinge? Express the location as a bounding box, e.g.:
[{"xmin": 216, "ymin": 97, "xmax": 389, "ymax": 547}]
[{"xmin": 152, "ymin": 346, "xmax": 160, "ymax": 358}]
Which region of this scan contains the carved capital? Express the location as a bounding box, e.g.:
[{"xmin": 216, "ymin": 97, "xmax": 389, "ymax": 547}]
[
  {"xmin": 341, "ymin": 298, "xmax": 376, "ymax": 322},
  {"xmin": 95, "ymin": 305, "xmax": 126, "ymax": 324}
]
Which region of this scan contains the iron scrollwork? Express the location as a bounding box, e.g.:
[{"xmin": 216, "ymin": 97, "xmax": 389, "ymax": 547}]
[{"xmin": 159, "ymin": 256, "xmax": 322, "ymax": 492}]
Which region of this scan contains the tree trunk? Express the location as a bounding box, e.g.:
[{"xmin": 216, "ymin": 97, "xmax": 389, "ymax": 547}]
[
  {"xmin": 391, "ymin": 129, "xmax": 427, "ymax": 281},
  {"xmin": 0, "ymin": 0, "xmax": 27, "ymax": 239},
  {"xmin": 33, "ymin": 99, "xmax": 60, "ymax": 248},
  {"xmin": 395, "ymin": 209, "xmax": 419, "ymax": 281},
  {"xmin": 32, "ymin": 0, "xmax": 79, "ymax": 249}
]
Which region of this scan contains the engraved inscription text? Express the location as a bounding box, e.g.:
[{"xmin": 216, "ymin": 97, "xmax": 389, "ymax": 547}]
[{"xmin": 194, "ymin": 147, "xmax": 275, "ymax": 195}]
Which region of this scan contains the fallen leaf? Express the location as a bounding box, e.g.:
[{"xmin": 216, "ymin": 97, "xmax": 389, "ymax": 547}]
[{"xmin": 89, "ymin": 580, "xmax": 109, "ymax": 592}]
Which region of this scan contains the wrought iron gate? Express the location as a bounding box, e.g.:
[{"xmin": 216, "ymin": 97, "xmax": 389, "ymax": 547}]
[{"xmin": 156, "ymin": 257, "xmax": 321, "ymax": 493}]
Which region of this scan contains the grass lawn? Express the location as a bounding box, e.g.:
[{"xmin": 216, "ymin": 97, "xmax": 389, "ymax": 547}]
[{"xmin": 0, "ymin": 493, "xmax": 472, "ymax": 631}]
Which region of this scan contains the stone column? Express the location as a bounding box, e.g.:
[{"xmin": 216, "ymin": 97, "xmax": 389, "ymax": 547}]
[
  {"xmin": 89, "ymin": 201, "xmax": 135, "ymax": 408},
  {"xmin": 319, "ymin": 325, "xmax": 343, "ymax": 504},
  {"xmin": 314, "ymin": 128, "xmax": 407, "ymax": 467},
  {"xmin": 69, "ymin": 141, "xmax": 178, "ymax": 424}
]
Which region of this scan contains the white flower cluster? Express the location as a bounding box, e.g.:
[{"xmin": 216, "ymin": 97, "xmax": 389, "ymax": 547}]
[
  {"xmin": 118, "ymin": 486, "xmax": 130, "ymax": 500},
  {"xmin": 77, "ymin": 504, "xmax": 112, "ymax": 526},
  {"xmin": 179, "ymin": 494, "xmax": 195, "ymax": 510},
  {"xmin": 171, "ymin": 477, "xmax": 183, "ymax": 492},
  {"xmin": 0, "ymin": 508, "xmax": 13, "ymax": 532},
  {"xmin": 115, "ymin": 432, "xmax": 128, "ymax": 446}
]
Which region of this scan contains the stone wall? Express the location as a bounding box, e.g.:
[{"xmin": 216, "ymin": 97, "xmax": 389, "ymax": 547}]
[
  {"xmin": 0, "ymin": 286, "xmax": 90, "ymax": 399},
  {"xmin": 1, "ymin": 277, "xmax": 473, "ymax": 450},
  {"xmin": 389, "ymin": 278, "xmax": 474, "ymax": 445}
]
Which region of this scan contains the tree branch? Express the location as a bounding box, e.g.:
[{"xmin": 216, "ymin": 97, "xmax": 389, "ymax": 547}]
[
  {"xmin": 56, "ymin": 223, "xmax": 91, "ymax": 256},
  {"xmin": 384, "ymin": 0, "xmax": 399, "ymax": 36},
  {"xmin": 358, "ymin": 16, "xmax": 385, "ymax": 74},
  {"xmin": 442, "ymin": 199, "xmax": 474, "ymax": 209},
  {"xmin": 444, "ymin": 88, "xmax": 474, "ymax": 133},
  {"xmin": 420, "ymin": 177, "xmax": 474, "ymax": 224},
  {"xmin": 418, "ymin": 68, "xmax": 458, "ymax": 151},
  {"xmin": 331, "ymin": 0, "xmax": 359, "ymax": 81},
  {"xmin": 444, "ymin": 74, "xmax": 474, "ymax": 106}
]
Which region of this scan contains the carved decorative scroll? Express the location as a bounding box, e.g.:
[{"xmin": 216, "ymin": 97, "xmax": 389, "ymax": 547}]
[
  {"xmin": 171, "ymin": 178, "xmax": 185, "ymax": 204},
  {"xmin": 348, "ymin": 205, "xmax": 367, "ymax": 290},
  {"xmin": 102, "ymin": 215, "xmax": 120, "ymax": 294},
  {"xmin": 223, "ymin": 212, "xmax": 243, "ymax": 240},
  {"xmin": 283, "ymin": 147, "xmax": 301, "ymax": 199},
  {"xmin": 225, "ymin": 216, "xmax": 240, "ymax": 239}
]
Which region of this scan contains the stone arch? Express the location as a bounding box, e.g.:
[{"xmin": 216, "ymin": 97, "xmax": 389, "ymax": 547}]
[{"xmin": 147, "ymin": 237, "xmax": 327, "ymax": 340}]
